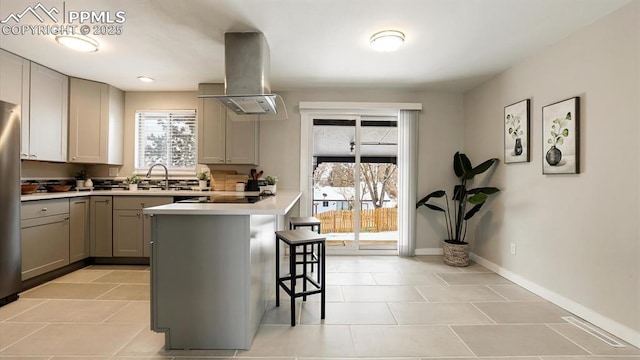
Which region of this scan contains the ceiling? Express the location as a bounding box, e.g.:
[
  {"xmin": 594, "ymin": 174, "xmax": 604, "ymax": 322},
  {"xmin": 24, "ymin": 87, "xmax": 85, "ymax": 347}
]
[{"xmin": 0, "ymin": 0, "xmax": 630, "ymax": 93}]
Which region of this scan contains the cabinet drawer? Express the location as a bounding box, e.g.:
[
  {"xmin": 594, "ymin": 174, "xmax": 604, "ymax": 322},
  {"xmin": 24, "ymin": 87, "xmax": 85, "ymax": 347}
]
[
  {"xmin": 113, "ymin": 196, "xmax": 172, "ymax": 210},
  {"xmin": 21, "ymin": 198, "xmax": 69, "ymax": 219}
]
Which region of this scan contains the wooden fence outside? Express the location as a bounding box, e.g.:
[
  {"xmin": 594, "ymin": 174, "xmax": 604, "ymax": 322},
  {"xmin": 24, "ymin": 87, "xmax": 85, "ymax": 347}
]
[{"xmin": 315, "ymin": 208, "xmax": 397, "ymax": 233}]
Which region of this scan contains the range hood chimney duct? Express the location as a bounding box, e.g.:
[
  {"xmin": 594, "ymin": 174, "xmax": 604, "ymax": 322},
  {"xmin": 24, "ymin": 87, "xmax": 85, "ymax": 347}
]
[{"xmin": 199, "ymin": 32, "xmax": 279, "ymax": 116}]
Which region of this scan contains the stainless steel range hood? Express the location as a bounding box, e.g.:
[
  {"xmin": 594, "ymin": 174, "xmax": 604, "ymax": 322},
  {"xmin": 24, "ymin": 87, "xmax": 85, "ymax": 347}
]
[{"xmin": 199, "ymin": 32, "xmax": 278, "ymax": 115}]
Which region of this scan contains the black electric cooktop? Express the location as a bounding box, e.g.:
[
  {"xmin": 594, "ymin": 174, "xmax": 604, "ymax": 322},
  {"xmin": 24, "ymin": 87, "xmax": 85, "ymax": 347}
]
[{"xmin": 178, "ymin": 195, "xmax": 265, "ymax": 204}]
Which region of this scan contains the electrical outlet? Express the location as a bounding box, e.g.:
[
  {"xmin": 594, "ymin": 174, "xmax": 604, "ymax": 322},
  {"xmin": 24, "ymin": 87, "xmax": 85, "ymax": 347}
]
[
  {"xmin": 109, "ymin": 167, "xmax": 119, "ymax": 177},
  {"xmin": 510, "ymin": 243, "xmax": 517, "ymax": 255}
]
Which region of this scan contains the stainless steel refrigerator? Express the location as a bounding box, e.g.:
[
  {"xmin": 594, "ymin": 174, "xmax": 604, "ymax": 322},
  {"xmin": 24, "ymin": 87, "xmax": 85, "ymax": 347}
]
[{"xmin": 0, "ymin": 100, "xmax": 21, "ymax": 306}]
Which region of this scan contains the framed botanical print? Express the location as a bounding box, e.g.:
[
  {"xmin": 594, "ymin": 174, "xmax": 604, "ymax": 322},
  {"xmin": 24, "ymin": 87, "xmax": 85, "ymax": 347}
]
[
  {"xmin": 504, "ymin": 99, "xmax": 530, "ymax": 163},
  {"xmin": 542, "ymin": 96, "xmax": 580, "ymax": 174}
]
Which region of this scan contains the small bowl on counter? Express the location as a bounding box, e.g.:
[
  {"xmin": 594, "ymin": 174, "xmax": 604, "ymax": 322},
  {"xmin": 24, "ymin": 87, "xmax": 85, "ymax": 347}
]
[
  {"xmin": 46, "ymin": 185, "xmax": 72, "ymax": 192},
  {"xmin": 21, "ymin": 183, "xmax": 39, "ymax": 195}
]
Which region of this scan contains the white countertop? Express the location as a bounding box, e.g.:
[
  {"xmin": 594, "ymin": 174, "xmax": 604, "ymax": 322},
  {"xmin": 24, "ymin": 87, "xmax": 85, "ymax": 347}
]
[
  {"xmin": 20, "ymin": 189, "xmax": 248, "ymax": 201},
  {"xmin": 143, "ymin": 191, "xmax": 301, "ymax": 216}
]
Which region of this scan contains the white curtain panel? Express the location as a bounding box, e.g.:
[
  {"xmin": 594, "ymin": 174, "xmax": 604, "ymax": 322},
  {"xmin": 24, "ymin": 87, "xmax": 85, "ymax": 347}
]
[{"xmin": 397, "ymin": 109, "xmax": 419, "ymax": 256}]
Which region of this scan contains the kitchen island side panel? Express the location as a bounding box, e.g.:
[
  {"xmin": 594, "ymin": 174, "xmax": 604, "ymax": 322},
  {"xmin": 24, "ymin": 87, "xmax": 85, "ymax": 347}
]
[
  {"xmin": 249, "ymin": 214, "xmax": 277, "ymax": 340},
  {"xmin": 152, "ymin": 214, "xmax": 262, "ymax": 350}
]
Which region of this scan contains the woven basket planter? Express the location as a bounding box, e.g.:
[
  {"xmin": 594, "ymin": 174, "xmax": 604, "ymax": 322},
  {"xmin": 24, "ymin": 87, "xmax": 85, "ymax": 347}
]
[{"xmin": 443, "ymin": 241, "xmax": 470, "ymax": 267}]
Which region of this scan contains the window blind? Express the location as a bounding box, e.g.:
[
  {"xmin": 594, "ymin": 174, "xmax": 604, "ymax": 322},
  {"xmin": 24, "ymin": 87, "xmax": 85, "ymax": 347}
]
[{"xmin": 134, "ymin": 110, "xmax": 197, "ymax": 172}]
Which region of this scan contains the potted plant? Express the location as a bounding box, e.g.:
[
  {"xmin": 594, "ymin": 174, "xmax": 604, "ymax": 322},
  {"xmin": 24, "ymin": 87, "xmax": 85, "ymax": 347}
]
[
  {"xmin": 416, "ymin": 152, "xmax": 500, "ymax": 266},
  {"xmin": 125, "ymin": 174, "xmax": 141, "ymax": 191},
  {"xmin": 74, "ymin": 169, "xmax": 88, "ymax": 188},
  {"xmin": 196, "ymin": 169, "xmax": 209, "ymax": 189},
  {"xmin": 262, "ymin": 175, "xmax": 278, "ymax": 194}
]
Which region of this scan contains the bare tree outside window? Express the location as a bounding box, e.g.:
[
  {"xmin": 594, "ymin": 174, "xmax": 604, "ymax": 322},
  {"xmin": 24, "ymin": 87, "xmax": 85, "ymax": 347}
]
[
  {"xmin": 313, "ymin": 162, "xmax": 397, "ymax": 208},
  {"xmin": 360, "ymin": 163, "xmax": 397, "ymax": 208},
  {"xmin": 135, "ymin": 111, "xmax": 197, "ymax": 172}
]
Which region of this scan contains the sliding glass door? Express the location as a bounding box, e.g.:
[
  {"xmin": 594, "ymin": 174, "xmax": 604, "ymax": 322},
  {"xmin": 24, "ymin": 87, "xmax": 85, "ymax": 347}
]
[{"xmin": 311, "ymin": 116, "xmax": 398, "ymax": 254}]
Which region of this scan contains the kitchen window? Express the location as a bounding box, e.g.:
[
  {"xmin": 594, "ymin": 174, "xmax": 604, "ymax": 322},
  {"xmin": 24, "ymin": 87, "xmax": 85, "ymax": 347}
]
[{"xmin": 134, "ymin": 110, "xmax": 197, "ymax": 174}]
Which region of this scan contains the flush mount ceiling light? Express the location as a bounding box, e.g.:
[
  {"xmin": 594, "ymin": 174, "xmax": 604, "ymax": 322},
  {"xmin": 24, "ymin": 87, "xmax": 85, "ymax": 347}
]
[
  {"xmin": 369, "ymin": 30, "xmax": 405, "ymax": 52},
  {"xmin": 137, "ymin": 76, "xmax": 154, "ymax": 83},
  {"xmin": 55, "ymin": 34, "xmax": 99, "ymax": 52}
]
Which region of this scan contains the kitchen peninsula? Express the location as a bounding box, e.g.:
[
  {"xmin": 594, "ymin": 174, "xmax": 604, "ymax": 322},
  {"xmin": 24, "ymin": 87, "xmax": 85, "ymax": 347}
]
[{"xmin": 144, "ymin": 191, "xmax": 301, "ymax": 350}]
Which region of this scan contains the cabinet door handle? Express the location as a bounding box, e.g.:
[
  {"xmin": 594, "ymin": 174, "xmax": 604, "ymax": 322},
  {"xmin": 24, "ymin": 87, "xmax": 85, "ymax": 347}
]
[
  {"xmin": 219, "ymin": 159, "xmax": 224, "ymax": 163},
  {"xmin": 95, "ymin": 199, "xmax": 110, "ymax": 204},
  {"xmin": 21, "ymin": 153, "xmax": 28, "ymax": 157},
  {"xmin": 30, "ymin": 154, "xmax": 37, "ymax": 158},
  {"xmin": 137, "ymin": 212, "xmax": 141, "ymax": 217},
  {"xmin": 140, "ymin": 202, "xmax": 145, "ymax": 207},
  {"xmin": 72, "ymin": 156, "xmax": 77, "ymax": 160},
  {"xmin": 41, "ymin": 208, "xmax": 48, "ymax": 212}
]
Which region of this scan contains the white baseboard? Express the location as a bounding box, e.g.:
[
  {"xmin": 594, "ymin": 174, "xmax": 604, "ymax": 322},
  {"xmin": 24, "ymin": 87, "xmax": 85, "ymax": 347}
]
[
  {"xmin": 470, "ymin": 253, "xmax": 640, "ymax": 349},
  {"xmin": 415, "ymin": 248, "xmax": 443, "ymax": 255}
]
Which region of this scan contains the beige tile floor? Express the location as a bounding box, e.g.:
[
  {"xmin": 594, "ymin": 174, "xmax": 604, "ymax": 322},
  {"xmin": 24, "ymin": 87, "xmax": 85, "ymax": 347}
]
[{"xmin": 0, "ymin": 256, "xmax": 638, "ymax": 359}]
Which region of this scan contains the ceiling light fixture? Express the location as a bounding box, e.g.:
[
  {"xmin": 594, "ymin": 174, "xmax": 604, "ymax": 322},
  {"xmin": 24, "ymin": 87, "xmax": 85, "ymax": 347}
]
[
  {"xmin": 137, "ymin": 76, "xmax": 154, "ymax": 83},
  {"xmin": 369, "ymin": 30, "xmax": 405, "ymax": 52},
  {"xmin": 55, "ymin": 34, "xmax": 99, "ymax": 52}
]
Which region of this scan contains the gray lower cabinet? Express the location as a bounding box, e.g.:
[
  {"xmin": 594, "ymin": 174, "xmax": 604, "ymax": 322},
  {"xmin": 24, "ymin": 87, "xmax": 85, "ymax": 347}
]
[
  {"xmin": 112, "ymin": 209, "xmax": 143, "ymax": 256},
  {"xmin": 90, "ymin": 196, "xmax": 113, "ymax": 257},
  {"xmin": 69, "ymin": 197, "xmax": 90, "ymax": 263},
  {"xmin": 21, "ymin": 199, "xmax": 70, "ymax": 280},
  {"xmin": 113, "ymin": 196, "xmax": 172, "ymax": 257}
]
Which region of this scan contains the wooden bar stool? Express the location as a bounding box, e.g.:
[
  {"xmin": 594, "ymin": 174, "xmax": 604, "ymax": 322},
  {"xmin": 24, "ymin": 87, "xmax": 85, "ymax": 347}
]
[
  {"xmin": 275, "ymin": 229, "xmax": 326, "ymax": 326},
  {"xmin": 289, "ymin": 217, "xmax": 321, "ymax": 273}
]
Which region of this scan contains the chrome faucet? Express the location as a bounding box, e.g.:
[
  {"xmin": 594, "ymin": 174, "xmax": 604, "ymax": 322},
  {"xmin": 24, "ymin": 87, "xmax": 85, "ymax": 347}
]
[{"xmin": 146, "ymin": 163, "xmax": 169, "ymax": 190}]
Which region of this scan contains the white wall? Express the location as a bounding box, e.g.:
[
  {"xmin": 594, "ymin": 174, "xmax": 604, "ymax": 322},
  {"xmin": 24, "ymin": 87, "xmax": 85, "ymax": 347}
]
[
  {"xmin": 463, "ymin": 0, "xmax": 639, "ymax": 345},
  {"xmin": 257, "ymin": 88, "xmax": 464, "ymax": 251}
]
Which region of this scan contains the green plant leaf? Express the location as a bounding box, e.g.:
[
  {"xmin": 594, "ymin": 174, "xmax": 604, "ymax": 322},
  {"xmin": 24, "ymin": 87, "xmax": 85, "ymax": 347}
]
[
  {"xmin": 557, "ymin": 137, "xmax": 564, "ymax": 145},
  {"xmin": 464, "ymin": 203, "xmax": 484, "ymax": 220},
  {"xmin": 453, "ymin": 152, "xmax": 472, "ymax": 178},
  {"xmin": 508, "ymin": 128, "xmax": 513, "ymax": 134},
  {"xmin": 468, "ymin": 193, "xmax": 488, "ymax": 204},
  {"xmin": 416, "ymin": 190, "xmax": 446, "ymax": 208},
  {"xmin": 566, "ymin": 112, "xmax": 572, "ymax": 120},
  {"xmin": 467, "ymin": 187, "xmax": 500, "ymax": 195},
  {"xmin": 425, "ymin": 204, "xmax": 445, "ymax": 212},
  {"xmin": 462, "ymin": 158, "xmax": 498, "ymax": 180},
  {"xmin": 453, "ymin": 185, "xmax": 465, "ymax": 201},
  {"xmin": 562, "ymin": 129, "xmax": 569, "ymax": 137},
  {"xmin": 547, "ymin": 138, "xmax": 553, "ymax": 144}
]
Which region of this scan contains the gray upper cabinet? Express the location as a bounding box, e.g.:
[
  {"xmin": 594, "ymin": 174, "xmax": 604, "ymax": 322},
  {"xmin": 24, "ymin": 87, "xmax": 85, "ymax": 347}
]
[
  {"xmin": 198, "ymin": 83, "xmax": 259, "ymax": 165},
  {"xmin": 68, "ymin": 78, "xmax": 124, "ymax": 164},
  {"xmin": 0, "ymin": 49, "xmax": 30, "ymax": 159},
  {"xmin": 28, "ymin": 62, "xmax": 68, "ymax": 162}
]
